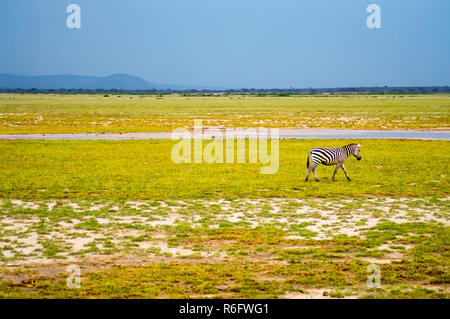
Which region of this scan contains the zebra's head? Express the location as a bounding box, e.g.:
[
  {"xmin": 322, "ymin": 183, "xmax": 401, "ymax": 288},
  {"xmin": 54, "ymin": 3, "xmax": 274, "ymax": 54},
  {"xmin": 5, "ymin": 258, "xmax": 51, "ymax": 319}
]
[{"xmin": 345, "ymin": 143, "xmax": 362, "ymax": 160}]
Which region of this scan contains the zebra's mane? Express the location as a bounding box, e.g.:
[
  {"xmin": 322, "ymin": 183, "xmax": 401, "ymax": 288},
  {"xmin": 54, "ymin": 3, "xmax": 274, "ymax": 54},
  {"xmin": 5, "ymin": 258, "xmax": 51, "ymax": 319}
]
[{"xmin": 343, "ymin": 143, "xmax": 357, "ymax": 148}]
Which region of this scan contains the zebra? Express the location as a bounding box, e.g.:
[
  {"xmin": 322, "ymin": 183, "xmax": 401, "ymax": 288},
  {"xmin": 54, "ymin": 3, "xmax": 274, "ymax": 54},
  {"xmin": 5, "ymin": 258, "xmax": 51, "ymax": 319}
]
[{"xmin": 305, "ymin": 143, "xmax": 362, "ymax": 182}]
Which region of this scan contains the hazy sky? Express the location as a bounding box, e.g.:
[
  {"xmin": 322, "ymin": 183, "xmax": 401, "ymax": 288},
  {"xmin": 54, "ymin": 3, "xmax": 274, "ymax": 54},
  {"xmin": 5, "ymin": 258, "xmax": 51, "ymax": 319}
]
[{"xmin": 1, "ymin": 0, "xmax": 449, "ymax": 88}]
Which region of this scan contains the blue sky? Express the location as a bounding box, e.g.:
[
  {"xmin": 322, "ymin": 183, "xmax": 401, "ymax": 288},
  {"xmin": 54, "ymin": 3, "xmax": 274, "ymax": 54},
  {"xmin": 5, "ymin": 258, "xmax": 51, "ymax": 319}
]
[{"xmin": 0, "ymin": 0, "xmax": 449, "ymax": 88}]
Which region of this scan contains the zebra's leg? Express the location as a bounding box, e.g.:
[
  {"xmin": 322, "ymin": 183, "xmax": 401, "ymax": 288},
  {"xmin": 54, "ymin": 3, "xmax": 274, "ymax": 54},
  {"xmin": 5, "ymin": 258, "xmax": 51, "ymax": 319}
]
[
  {"xmin": 305, "ymin": 166, "xmax": 311, "ymax": 181},
  {"xmin": 305, "ymin": 165, "xmax": 314, "ymax": 181},
  {"xmin": 305, "ymin": 163, "xmax": 319, "ymax": 182},
  {"xmin": 341, "ymin": 164, "xmax": 351, "ymax": 181},
  {"xmin": 332, "ymin": 164, "xmax": 340, "ymax": 181},
  {"xmin": 313, "ymin": 166, "xmax": 320, "ymax": 182}
]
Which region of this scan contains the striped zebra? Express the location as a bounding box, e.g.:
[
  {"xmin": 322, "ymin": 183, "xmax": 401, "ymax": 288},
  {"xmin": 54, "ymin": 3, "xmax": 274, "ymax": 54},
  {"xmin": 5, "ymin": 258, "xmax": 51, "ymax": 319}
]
[{"xmin": 305, "ymin": 143, "xmax": 362, "ymax": 182}]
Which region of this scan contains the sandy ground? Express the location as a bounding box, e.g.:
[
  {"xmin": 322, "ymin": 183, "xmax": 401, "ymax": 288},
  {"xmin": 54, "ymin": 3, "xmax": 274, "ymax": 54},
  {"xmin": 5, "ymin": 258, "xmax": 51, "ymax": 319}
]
[
  {"xmin": 0, "ymin": 197, "xmax": 448, "ymax": 265},
  {"xmin": 0, "ymin": 196, "xmax": 448, "ymax": 298}
]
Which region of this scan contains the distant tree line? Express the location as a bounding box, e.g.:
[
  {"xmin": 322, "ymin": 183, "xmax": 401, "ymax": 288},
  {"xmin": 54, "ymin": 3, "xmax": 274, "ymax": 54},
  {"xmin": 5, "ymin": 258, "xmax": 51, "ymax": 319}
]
[{"xmin": 0, "ymin": 86, "xmax": 449, "ymax": 95}]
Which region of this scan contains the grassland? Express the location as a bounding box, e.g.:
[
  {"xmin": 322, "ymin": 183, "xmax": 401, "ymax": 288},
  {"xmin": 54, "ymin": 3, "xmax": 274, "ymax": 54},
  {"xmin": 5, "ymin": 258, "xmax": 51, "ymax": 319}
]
[
  {"xmin": 0, "ymin": 93, "xmax": 449, "ymax": 133},
  {"xmin": 0, "ymin": 93, "xmax": 448, "ymax": 299},
  {"xmin": 0, "ymin": 138, "xmax": 448, "ymax": 298},
  {"xmin": 0, "ymin": 197, "xmax": 448, "ymax": 298},
  {"xmin": 0, "ymin": 139, "xmax": 448, "ymax": 199}
]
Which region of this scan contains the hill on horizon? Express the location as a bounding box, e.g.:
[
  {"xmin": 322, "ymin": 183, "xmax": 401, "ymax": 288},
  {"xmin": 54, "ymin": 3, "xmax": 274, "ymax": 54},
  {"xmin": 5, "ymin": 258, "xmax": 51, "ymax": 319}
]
[{"xmin": 0, "ymin": 73, "xmax": 221, "ymax": 91}]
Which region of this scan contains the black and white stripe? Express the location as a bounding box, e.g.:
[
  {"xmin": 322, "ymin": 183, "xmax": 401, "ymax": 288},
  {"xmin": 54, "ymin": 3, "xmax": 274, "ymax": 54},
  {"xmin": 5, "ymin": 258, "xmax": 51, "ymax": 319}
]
[{"xmin": 305, "ymin": 143, "xmax": 362, "ymax": 182}]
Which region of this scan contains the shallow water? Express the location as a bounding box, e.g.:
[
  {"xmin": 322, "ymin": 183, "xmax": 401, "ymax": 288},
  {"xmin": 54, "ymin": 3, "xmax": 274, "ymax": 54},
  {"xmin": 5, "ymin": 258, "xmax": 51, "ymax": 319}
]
[{"xmin": 0, "ymin": 129, "xmax": 449, "ymax": 140}]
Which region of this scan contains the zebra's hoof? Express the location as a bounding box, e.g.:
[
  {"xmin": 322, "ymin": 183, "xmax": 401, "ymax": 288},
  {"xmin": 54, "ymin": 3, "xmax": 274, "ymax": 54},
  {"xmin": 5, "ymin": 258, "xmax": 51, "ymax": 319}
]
[{"xmin": 347, "ymin": 178, "xmax": 351, "ymax": 181}]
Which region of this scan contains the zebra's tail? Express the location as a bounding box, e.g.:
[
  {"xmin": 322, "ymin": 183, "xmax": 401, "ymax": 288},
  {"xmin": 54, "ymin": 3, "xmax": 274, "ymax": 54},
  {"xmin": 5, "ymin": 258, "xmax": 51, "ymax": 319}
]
[{"xmin": 306, "ymin": 153, "xmax": 310, "ymax": 168}]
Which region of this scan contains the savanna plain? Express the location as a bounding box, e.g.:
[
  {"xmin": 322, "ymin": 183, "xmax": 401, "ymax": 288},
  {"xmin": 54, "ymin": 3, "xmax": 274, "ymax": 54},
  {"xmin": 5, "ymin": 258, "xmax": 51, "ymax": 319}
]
[{"xmin": 0, "ymin": 93, "xmax": 448, "ymax": 298}]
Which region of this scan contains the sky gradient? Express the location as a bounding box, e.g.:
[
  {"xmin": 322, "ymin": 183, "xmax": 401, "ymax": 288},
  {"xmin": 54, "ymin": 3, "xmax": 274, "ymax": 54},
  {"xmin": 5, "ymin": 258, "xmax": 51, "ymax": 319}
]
[{"xmin": 1, "ymin": 0, "xmax": 449, "ymax": 88}]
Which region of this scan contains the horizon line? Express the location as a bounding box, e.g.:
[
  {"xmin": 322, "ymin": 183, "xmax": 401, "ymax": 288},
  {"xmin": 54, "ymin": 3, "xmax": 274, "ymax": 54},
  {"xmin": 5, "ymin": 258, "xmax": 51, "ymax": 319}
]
[{"xmin": 0, "ymin": 72, "xmax": 448, "ymax": 92}]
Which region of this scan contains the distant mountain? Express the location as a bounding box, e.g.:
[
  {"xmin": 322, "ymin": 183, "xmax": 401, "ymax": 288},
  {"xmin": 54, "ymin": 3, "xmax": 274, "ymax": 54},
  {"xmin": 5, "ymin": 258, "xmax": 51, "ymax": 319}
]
[
  {"xmin": 90, "ymin": 74, "xmax": 154, "ymax": 90},
  {"xmin": 0, "ymin": 73, "xmax": 221, "ymax": 90}
]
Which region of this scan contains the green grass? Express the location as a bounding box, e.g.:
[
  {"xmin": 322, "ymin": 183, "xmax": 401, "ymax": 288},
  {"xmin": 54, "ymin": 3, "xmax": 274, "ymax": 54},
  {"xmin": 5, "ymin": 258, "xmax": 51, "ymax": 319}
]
[
  {"xmin": 0, "ymin": 92, "xmax": 448, "ymax": 299},
  {"xmin": 0, "ymin": 219, "xmax": 447, "ymax": 298},
  {"xmin": 0, "ymin": 139, "xmax": 447, "ymax": 199},
  {"xmin": 0, "ymin": 197, "xmax": 447, "ymax": 298},
  {"xmin": 0, "ymin": 93, "xmax": 448, "ymax": 133}
]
